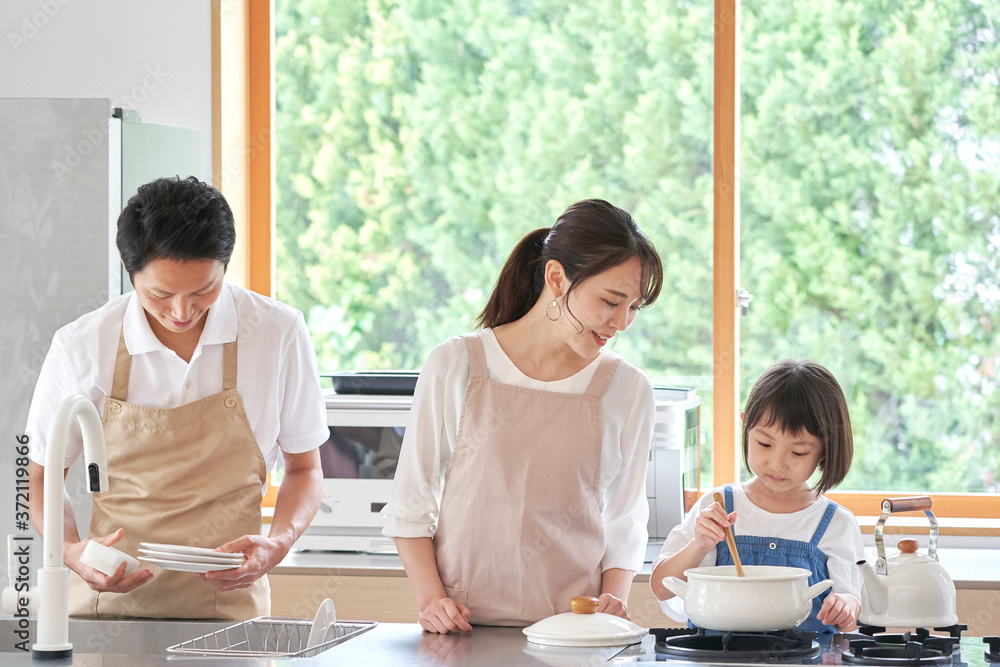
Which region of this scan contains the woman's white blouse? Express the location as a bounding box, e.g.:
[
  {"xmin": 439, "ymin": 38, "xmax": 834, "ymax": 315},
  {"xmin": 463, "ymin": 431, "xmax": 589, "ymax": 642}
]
[{"xmin": 381, "ymin": 329, "xmax": 655, "ymax": 573}]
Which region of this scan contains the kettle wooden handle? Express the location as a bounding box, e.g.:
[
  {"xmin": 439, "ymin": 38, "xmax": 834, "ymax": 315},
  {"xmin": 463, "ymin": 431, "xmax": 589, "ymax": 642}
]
[{"xmin": 883, "ymin": 496, "xmax": 932, "ymax": 513}]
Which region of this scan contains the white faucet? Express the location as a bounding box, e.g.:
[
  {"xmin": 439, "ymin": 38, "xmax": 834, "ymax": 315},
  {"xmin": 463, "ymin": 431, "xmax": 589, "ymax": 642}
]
[{"xmin": 33, "ymin": 395, "xmax": 108, "ymax": 660}]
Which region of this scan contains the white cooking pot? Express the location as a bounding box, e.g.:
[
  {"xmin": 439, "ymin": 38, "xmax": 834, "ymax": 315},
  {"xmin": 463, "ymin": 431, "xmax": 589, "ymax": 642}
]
[
  {"xmin": 522, "ymin": 597, "xmax": 647, "ymax": 648},
  {"xmin": 662, "ymin": 566, "xmax": 833, "ymax": 632}
]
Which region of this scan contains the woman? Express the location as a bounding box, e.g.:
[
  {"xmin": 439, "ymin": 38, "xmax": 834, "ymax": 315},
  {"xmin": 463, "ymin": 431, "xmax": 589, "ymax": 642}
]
[
  {"xmin": 26, "ymin": 176, "xmax": 327, "ymax": 619},
  {"xmin": 382, "ymin": 199, "xmax": 663, "ymax": 632}
]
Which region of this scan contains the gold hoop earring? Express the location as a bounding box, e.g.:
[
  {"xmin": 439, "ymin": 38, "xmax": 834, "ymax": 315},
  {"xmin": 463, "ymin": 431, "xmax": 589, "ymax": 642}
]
[{"xmin": 545, "ymin": 298, "xmax": 561, "ymax": 321}]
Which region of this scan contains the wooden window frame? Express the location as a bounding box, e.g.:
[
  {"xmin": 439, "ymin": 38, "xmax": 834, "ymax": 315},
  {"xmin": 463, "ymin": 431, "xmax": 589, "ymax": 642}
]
[
  {"xmin": 212, "ymin": 0, "xmax": 274, "ymax": 296},
  {"xmin": 228, "ymin": 0, "xmax": 998, "ymax": 521}
]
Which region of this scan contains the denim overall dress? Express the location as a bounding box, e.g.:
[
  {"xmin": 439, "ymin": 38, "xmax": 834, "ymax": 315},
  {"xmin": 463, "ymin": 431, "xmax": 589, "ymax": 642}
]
[{"xmin": 712, "ymin": 484, "xmax": 838, "ymax": 635}]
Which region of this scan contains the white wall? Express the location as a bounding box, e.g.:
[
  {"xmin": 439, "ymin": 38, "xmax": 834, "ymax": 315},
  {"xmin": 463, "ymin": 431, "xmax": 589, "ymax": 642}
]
[
  {"xmin": 0, "ymin": 1, "xmax": 214, "ymax": 603},
  {"xmin": 1, "ymin": 0, "xmax": 213, "ymax": 179}
]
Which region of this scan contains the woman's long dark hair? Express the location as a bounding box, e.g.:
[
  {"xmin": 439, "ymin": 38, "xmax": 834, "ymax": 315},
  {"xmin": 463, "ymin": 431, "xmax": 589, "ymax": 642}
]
[{"xmin": 477, "ymin": 199, "xmax": 663, "ymax": 328}]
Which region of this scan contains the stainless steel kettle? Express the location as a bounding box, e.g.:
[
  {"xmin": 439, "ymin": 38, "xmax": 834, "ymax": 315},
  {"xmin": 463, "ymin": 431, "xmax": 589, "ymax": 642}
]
[{"xmin": 857, "ymin": 496, "xmax": 958, "ymax": 628}]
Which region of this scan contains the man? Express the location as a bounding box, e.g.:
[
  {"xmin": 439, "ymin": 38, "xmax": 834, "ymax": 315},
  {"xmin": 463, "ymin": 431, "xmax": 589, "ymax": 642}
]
[{"xmin": 26, "ymin": 176, "xmax": 326, "ymax": 619}]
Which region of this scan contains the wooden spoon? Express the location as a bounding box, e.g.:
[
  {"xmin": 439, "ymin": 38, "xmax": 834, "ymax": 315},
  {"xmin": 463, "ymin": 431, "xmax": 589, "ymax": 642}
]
[{"xmin": 714, "ymin": 492, "xmax": 745, "ymax": 577}]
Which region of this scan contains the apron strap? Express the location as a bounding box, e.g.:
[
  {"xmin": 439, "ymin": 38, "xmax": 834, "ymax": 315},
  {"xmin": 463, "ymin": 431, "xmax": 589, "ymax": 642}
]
[
  {"xmin": 583, "ymin": 355, "xmax": 621, "ymax": 398},
  {"xmin": 222, "ymin": 340, "xmax": 238, "ymax": 390},
  {"xmin": 462, "ymin": 333, "xmax": 489, "ymax": 380},
  {"xmin": 722, "ymin": 483, "xmax": 735, "ymax": 513},
  {"xmin": 809, "ymin": 500, "xmax": 839, "ymax": 546},
  {"xmin": 110, "ymin": 325, "xmax": 131, "ymax": 401}
]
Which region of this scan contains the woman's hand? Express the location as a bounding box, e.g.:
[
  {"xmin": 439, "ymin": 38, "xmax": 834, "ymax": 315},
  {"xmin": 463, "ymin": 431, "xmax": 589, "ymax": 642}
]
[
  {"xmin": 816, "ymin": 592, "xmax": 861, "ymax": 629},
  {"xmin": 418, "ymin": 596, "xmax": 473, "ymax": 634},
  {"xmin": 64, "ymin": 528, "xmax": 153, "ymax": 593},
  {"xmin": 596, "ymin": 593, "xmax": 630, "ymax": 619},
  {"xmin": 692, "ymin": 500, "xmax": 737, "ymax": 551},
  {"xmin": 200, "ymin": 534, "xmax": 285, "ymax": 592}
]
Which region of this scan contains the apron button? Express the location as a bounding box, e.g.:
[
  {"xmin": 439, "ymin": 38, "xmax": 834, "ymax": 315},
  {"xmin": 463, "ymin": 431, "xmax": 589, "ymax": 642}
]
[
  {"xmin": 225, "ymin": 396, "xmax": 237, "ymax": 408},
  {"xmin": 109, "ymin": 401, "xmax": 122, "ymax": 413},
  {"xmin": 769, "ymin": 542, "xmax": 777, "ymax": 550}
]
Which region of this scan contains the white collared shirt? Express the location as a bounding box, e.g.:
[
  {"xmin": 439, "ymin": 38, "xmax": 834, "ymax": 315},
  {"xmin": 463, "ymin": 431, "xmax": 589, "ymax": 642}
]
[
  {"xmin": 381, "ymin": 329, "xmax": 655, "ymax": 573},
  {"xmin": 26, "ymin": 284, "xmax": 329, "ymax": 477}
]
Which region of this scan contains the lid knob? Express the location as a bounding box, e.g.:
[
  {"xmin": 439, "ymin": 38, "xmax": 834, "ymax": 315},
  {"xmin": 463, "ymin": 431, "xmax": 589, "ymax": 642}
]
[
  {"xmin": 897, "ymin": 538, "xmax": 919, "ymax": 554},
  {"xmin": 569, "ymin": 596, "xmax": 599, "ymax": 614}
]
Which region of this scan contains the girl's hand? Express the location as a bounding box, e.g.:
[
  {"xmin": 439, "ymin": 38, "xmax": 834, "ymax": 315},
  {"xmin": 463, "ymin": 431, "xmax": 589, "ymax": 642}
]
[
  {"xmin": 816, "ymin": 592, "xmax": 861, "ymax": 629},
  {"xmin": 419, "ymin": 596, "xmax": 473, "ymax": 634},
  {"xmin": 595, "ymin": 593, "xmax": 630, "ymax": 620},
  {"xmin": 692, "ymin": 500, "xmax": 737, "ymax": 550}
]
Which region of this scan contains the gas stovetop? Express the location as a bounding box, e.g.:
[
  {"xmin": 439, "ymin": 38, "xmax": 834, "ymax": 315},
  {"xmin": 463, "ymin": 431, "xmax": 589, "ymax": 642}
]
[{"xmin": 610, "ymin": 626, "xmax": 1000, "ymax": 666}]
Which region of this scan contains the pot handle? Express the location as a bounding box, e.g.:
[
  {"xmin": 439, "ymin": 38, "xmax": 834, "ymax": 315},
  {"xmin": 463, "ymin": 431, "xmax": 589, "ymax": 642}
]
[
  {"xmin": 661, "ymin": 577, "xmax": 688, "ymax": 600},
  {"xmin": 801, "ymin": 579, "xmax": 833, "ymax": 603}
]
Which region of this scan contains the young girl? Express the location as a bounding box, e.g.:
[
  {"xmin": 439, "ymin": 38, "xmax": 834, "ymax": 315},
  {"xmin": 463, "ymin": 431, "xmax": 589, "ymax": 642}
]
[
  {"xmin": 650, "ymin": 359, "xmax": 864, "ymax": 634},
  {"xmin": 382, "ymin": 199, "xmax": 663, "ymax": 633}
]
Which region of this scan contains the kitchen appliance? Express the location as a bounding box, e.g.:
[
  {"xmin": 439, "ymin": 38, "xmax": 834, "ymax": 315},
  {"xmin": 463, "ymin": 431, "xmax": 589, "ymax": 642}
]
[
  {"xmin": 858, "ymin": 496, "xmax": 959, "ymax": 629},
  {"xmin": 660, "ymin": 565, "xmax": 833, "ymax": 632},
  {"xmin": 616, "ymin": 625, "xmax": 999, "ymax": 665},
  {"xmin": 0, "ymin": 97, "xmax": 200, "ymax": 551},
  {"xmin": 295, "ymin": 383, "xmax": 700, "ymax": 553},
  {"xmin": 652, "ymin": 627, "xmax": 821, "ymax": 661}
]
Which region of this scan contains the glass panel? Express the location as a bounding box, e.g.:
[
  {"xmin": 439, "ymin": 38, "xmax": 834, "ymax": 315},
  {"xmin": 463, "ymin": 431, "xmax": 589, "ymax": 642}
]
[
  {"xmin": 274, "ymin": 1, "xmax": 716, "ymax": 480},
  {"xmin": 741, "ymin": 1, "xmax": 1000, "ymax": 493},
  {"xmin": 320, "ymin": 426, "xmax": 403, "ymax": 480}
]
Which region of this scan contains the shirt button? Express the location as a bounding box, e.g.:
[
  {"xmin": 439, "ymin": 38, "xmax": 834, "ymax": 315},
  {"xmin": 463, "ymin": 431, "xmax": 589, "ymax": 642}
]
[
  {"xmin": 225, "ymin": 396, "xmax": 237, "ymax": 408},
  {"xmin": 186, "ymin": 381, "xmax": 192, "ymax": 389},
  {"xmin": 769, "ymin": 542, "xmax": 777, "ymax": 550}
]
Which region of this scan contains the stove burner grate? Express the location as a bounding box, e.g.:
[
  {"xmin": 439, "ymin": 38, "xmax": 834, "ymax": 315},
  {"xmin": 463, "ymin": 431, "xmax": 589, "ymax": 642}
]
[
  {"xmin": 856, "ymin": 624, "xmax": 967, "ymax": 640},
  {"xmin": 652, "ymin": 628, "xmax": 819, "ymax": 663},
  {"xmin": 985, "ymin": 636, "xmax": 1000, "ymax": 663},
  {"xmin": 842, "ymin": 636, "xmax": 957, "ymax": 666}
]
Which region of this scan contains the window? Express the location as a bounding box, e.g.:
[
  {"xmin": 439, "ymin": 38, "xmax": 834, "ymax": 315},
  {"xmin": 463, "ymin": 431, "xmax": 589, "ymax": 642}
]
[
  {"xmin": 272, "ymin": 0, "xmax": 717, "ymax": 476},
  {"xmin": 253, "ymin": 0, "xmax": 999, "ymax": 517},
  {"xmin": 740, "ymin": 2, "xmax": 1000, "ymax": 502}
]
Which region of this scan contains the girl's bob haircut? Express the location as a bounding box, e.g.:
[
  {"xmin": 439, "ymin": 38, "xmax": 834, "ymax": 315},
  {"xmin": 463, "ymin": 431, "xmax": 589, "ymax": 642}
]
[{"xmin": 742, "ymin": 359, "xmax": 853, "ymax": 496}]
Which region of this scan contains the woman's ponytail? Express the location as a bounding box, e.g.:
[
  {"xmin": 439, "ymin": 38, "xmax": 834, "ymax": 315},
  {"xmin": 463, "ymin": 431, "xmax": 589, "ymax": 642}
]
[{"xmin": 476, "ymin": 228, "xmax": 550, "ymax": 328}]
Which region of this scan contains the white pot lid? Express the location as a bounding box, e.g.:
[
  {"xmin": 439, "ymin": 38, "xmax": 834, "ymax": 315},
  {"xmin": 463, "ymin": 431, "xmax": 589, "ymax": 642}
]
[{"xmin": 523, "ymin": 598, "xmax": 647, "ymax": 648}]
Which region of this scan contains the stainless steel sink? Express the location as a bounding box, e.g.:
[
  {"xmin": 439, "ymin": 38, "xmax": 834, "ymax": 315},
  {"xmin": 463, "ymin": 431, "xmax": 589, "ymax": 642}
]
[{"xmin": 0, "ymin": 616, "xmax": 231, "ymax": 655}]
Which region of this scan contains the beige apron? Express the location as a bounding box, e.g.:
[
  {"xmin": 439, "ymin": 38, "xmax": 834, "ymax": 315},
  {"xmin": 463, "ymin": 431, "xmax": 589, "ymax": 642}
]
[
  {"xmin": 434, "ymin": 333, "xmax": 621, "ymax": 626},
  {"xmin": 68, "ymin": 327, "xmax": 270, "ymax": 619}
]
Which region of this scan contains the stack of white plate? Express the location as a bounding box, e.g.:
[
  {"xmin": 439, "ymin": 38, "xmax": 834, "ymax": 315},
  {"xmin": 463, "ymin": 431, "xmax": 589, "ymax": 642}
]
[{"xmin": 138, "ymin": 542, "xmax": 245, "ymax": 573}]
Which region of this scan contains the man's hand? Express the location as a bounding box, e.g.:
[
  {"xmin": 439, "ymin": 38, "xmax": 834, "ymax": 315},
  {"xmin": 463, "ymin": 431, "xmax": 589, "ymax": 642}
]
[{"xmin": 65, "ymin": 528, "xmax": 153, "ymax": 593}]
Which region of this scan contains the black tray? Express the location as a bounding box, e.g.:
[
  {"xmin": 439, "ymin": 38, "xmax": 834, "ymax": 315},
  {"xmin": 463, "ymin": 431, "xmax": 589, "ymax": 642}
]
[{"xmin": 327, "ymin": 371, "xmax": 419, "ymax": 395}]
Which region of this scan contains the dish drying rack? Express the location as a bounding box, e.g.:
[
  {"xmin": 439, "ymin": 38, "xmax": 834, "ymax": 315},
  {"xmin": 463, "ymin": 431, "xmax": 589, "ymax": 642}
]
[{"xmin": 166, "ymin": 616, "xmax": 378, "ymax": 658}]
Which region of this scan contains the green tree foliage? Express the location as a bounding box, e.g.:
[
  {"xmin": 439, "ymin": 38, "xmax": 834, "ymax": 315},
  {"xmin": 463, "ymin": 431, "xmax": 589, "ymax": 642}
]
[
  {"xmin": 275, "ymin": 0, "xmax": 999, "ymax": 493},
  {"xmin": 275, "ymin": 0, "xmax": 714, "ymax": 371},
  {"xmin": 741, "ymin": 0, "xmax": 1000, "ymax": 492}
]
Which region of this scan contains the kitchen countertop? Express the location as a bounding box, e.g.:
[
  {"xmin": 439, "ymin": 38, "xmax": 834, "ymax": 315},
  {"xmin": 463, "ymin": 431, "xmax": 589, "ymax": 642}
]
[
  {"xmin": 276, "ymin": 546, "xmax": 1000, "ymax": 587},
  {"xmin": 0, "ymin": 621, "xmax": 623, "ymax": 666},
  {"xmin": 2, "ymin": 621, "xmax": 999, "ymax": 666}
]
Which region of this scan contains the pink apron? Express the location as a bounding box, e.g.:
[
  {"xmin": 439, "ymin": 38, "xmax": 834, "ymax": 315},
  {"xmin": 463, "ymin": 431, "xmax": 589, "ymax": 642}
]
[{"xmin": 433, "ymin": 333, "xmax": 621, "ymax": 625}]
